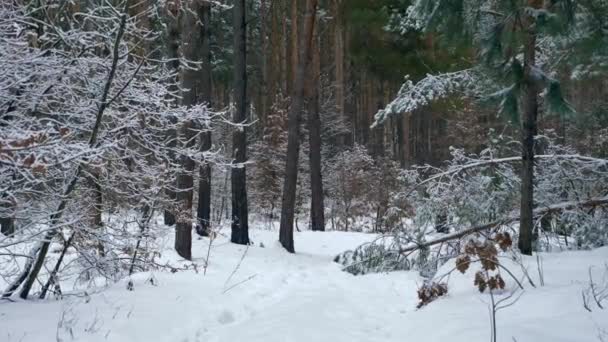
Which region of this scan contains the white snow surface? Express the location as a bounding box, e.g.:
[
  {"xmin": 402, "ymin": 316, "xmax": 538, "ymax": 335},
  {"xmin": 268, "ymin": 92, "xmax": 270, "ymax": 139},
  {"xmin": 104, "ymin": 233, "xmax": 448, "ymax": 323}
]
[{"xmin": 1, "ymin": 226, "xmax": 608, "ymax": 342}]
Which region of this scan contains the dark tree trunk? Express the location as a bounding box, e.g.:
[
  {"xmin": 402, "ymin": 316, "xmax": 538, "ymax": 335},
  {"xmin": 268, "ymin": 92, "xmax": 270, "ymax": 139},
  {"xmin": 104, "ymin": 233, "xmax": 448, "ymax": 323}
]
[
  {"xmin": 175, "ymin": 1, "xmax": 202, "ymax": 260},
  {"xmin": 231, "ymin": 0, "xmax": 250, "ymax": 245},
  {"xmin": 164, "ymin": 7, "xmax": 181, "ymax": 226},
  {"xmin": 518, "ymin": 4, "xmax": 540, "ymax": 256},
  {"xmin": 279, "ymin": 0, "xmax": 318, "ymax": 252},
  {"xmin": 91, "ymin": 171, "xmax": 105, "ymax": 256},
  {"xmin": 197, "ymin": 2, "xmax": 212, "ymax": 237},
  {"xmin": 308, "ymin": 17, "xmax": 324, "ymax": 232},
  {"xmin": 0, "ymin": 217, "xmax": 14, "ymax": 236},
  {"xmin": 175, "ymin": 120, "xmax": 195, "ymax": 260},
  {"xmin": 0, "ymin": 194, "xmax": 15, "ymax": 236}
]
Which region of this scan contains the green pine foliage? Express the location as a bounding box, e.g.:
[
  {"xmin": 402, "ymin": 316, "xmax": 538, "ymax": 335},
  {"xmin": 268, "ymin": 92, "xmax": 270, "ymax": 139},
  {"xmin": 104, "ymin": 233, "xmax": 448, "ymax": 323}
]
[{"xmin": 401, "ymin": 0, "xmax": 608, "ymax": 121}]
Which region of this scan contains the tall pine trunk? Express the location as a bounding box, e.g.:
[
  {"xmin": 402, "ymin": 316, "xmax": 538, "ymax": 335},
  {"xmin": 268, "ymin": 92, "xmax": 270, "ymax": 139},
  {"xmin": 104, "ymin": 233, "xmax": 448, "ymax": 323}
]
[
  {"xmin": 308, "ymin": 16, "xmax": 324, "ymax": 232},
  {"xmin": 231, "ymin": 0, "xmax": 250, "ymax": 245},
  {"xmin": 289, "ymin": 0, "xmax": 298, "ymax": 94},
  {"xmin": 197, "ymin": 2, "xmax": 212, "ymax": 237},
  {"xmin": 333, "ymin": 0, "xmax": 345, "ymax": 126},
  {"xmin": 175, "ymin": 0, "xmax": 202, "ymax": 260},
  {"xmin": 164, "ymin": 6, "xmax": 181, "ymax": 226},
  {"xmin": 518, "ymin": 1, "xmax": 541, "ymax": 256},
  {"xmin": 279, "ymin": 0, "xmax": 318, "ymax": 252}
]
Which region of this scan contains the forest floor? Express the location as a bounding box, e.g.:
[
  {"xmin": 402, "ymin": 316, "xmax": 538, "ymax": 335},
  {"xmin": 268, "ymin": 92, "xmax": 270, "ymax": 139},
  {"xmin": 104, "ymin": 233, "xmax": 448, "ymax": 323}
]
[{"xmin": 1, "ymin": 220, "xmax": 608, "ymax": 342}]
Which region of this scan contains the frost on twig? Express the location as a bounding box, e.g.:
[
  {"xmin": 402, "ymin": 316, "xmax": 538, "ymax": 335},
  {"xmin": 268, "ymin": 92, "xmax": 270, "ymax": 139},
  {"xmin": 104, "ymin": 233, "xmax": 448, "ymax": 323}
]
[{"xmin": 337, "ymin": 137, "xmax": 608, "ymax": 277}]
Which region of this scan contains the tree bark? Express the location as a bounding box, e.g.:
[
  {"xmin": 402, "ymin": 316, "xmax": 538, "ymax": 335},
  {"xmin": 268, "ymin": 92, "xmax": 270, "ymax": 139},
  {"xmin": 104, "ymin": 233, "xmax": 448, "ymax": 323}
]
[
  {"xmin": 333, "ymin": 0, "xmax": 345, "ymax": 126},
  {"xmin": 175, "ymin": 120, "xmax": 195, "ymax": 260},
  {"xmin": 279, "ymin": 0, "xmax": 318, "ymax": 252},
  {"xmin": 231, "ymin": 0, "xmax": 250, "ymax": 245},
  {"xmin": 519, "ymin": 1, "xmax": 541, "ymax": 256},
  {"xmin": 308, "ymin": 15, "xmax": 324, "ymax": 232},
  {"xmin": 197, "ymin": 1, "xmax": 212, "ymax": 237},
  {"xmin": 260, "ymin": 0, "xmax": 269, "ymax": 125},
  {"xmin": 175, "ymin": 0, "xmax": 202, "ymax": 260},
  {"xmin": 91, "ymin": 171, "xmax": 104, "ymax": 255},
  {"xmin": 164, "ymin": 3, "xmax": 181, "ymax": 226},
  {"xmin": 290, "ymin": 0, "xmax": 299, "ymax": 93},
  {"xmin": 0, "ymin": 195, "xmax": 15, "ymax": 236}
]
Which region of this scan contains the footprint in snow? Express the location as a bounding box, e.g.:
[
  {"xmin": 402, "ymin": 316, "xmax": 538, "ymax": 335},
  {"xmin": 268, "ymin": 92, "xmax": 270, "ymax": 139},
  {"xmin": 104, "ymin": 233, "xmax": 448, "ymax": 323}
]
[{"xmin": 217, "ymin": 310, "xmax": 236, "ymax": 325}]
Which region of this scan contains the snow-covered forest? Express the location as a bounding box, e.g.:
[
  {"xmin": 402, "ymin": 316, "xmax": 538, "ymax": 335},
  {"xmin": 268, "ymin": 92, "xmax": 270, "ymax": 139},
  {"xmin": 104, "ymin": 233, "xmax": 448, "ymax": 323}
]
[{"xmin": 1, "ymin": 0, "xmax": 608, "ymax": 341}]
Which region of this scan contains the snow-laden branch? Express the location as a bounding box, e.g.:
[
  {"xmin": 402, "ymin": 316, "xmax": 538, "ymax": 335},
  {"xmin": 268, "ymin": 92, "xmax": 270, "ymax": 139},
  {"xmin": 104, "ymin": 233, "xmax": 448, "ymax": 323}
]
[
  {"xmin": 406, "ymin": 154, "xmax": 608, "ymax": 197},
  {"xmin": 399, "ymin": 196, "xmax": 608, "ymax": 254},
  {"xmin": 0, "ymin": 0, "xmax": 230, "ymax": 299},
  {"xmin": 374, "ymin": 69, "xmax": 480, "ymax": 125}
]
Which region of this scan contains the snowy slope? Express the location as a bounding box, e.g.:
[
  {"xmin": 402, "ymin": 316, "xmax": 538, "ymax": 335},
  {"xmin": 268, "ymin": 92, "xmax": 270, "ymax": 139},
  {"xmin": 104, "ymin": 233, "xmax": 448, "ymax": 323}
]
[{"xmin": 1, "ymin": 227, "xmax": 607, "ymax": 342}]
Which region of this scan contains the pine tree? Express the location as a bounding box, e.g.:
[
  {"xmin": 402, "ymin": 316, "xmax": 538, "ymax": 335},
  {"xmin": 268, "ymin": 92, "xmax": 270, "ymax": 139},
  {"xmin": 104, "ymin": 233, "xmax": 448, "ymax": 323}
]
[
  {"xmin": 396, "ymin": 0, "xmax": 608, "ymax": 254},
  {"xmin": 279, "ymin": 0, "xmax": 319, "ymax": 253},
  {"xmin": 197, "ymin": 1, "xmax": 213, "ymax": 237},
  {"xmin": 175, "ymin": 0, "xmax": 204, "ymax": 260},
  {"xmin": 163, "ymin": 0, "xmax": 181, "ymax": 227},
  {"xmin": 307, "ymin": 12, "xmax": 325, "ymax": 232},
  {"xmin": 231, "ymin": 0, "xmax": 250, "ymax": 245}
]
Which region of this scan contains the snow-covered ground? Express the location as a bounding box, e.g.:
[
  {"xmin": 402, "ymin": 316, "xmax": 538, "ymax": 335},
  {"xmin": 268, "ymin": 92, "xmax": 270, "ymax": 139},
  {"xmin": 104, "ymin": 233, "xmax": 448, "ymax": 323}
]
[{"xmin": 1, "ymin": 225, "xmax": 608, "ymax": 342}]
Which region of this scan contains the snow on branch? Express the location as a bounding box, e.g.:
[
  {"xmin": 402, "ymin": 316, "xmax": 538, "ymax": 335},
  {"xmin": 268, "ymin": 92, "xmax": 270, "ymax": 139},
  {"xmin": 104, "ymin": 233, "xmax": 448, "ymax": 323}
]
[
  {"xmin": 374, "ymin": 69, "xmax": 480, "ymax": 126},
  {"xmin": 337, "ymin": 138, "xmax": 608, "ymax": 276},
  {"xmin": 405, "ymin": 154, "xmax": 608, "ymax": 197},
  {"xmin": 399, "ymin": 196, "xmax": 608, "ymax": 254}
]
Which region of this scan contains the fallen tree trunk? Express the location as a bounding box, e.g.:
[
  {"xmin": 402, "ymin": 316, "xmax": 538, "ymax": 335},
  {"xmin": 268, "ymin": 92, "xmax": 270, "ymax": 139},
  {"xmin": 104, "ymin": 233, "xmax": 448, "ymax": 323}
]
[{"xmin": 399, "ymin": 196, "xmax": 608, "ymax": 254}]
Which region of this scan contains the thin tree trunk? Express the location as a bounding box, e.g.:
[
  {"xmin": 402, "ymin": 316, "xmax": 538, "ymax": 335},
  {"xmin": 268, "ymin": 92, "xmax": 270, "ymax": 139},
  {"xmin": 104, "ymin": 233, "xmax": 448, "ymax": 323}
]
[
  {"xmin": 231, "ymin": 0, "xmax": 250, "ymax": 245},
  {"xmin": 217, "ymin": 171, "xmax": 229, "ymax": 225},
  {"xmin": 175, "ymin": 120, "xmax": 195, "ymax": 260},
  {"xmin": 92, "ymin": 171, "xmax": 105, "ymax": 256},
  {"xmin": 39, "ymin": 232, "xmax": 75, "ymax": 299},
  {"xmin": 279, "ymin": 0, "xmax": 318, "ymax": 253},
  {"xmin": 281, "ymin": 7, "xmax": 289, "ymax": 95},
  {"xmin": 308, "ymin": 15, "xmax": 324, "ymax": 232},
  {"xmin": 333, "ymin": 0, "xmax": 345, "ymax": 129},
  {"xmin": 164, "ymin": 5, "xmax": 181, "ymax": 226},
  {"xmin": 260, "ymin": 0, "xmax": 269, "ymax": 125},
  {"xmin": 0, "ymin": 195, "xmax": 15, "ymax": 236},
  {"xmin": 519, "ymin": 1, "xmax": 541, "ymax": 256},
  {"xmin": 197, "ymin": 2, "xmax": 212, "ymax": 237},
  {"xmin": 269, "ymin": 1, "xmax": 281, "ymax": 98},
  {"xmin": 403, "ymin": 114, "xmax": 411, "ymax": 168},
  {"xmin": 290, "ymin": 0, "xmax": 298, "ymax": 93}
]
